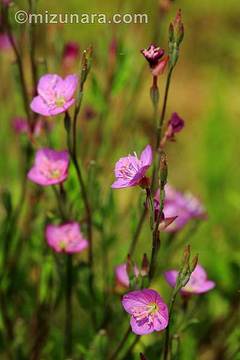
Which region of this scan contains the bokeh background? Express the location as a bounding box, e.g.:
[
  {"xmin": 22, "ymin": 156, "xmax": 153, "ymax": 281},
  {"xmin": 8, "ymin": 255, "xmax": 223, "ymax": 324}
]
[{"xmin": 0, "ymin": 0, "xmax": 240, "ymax": 359}]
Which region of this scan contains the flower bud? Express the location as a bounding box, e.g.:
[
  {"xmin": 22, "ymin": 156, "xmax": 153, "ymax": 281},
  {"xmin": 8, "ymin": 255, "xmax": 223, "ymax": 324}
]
[
  {"xmin": 158, "ymin": 216, "xmax": 177, "ymax": 231},
  {"xmin": 141, "ymin": 253, "xmax": 149, "ymax": 276},
  {"xmin": 140, "ymin": 353, "xmax": 148, "ymax": 360},
  {"xmin": 182, "ymin": 244, "xmax": 191, "ymax": 267},
  {"xmin": 190, "ymin": 254, "xmax": 199, "ymax": 273},
  {"xmin": 173, "ymin": 9, "xmax": 184, "ymax": 45}
]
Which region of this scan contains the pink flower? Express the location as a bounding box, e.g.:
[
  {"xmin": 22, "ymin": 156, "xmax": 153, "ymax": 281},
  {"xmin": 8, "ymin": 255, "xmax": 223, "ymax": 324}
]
[
  {"xmin": 12, "ymin": 117, "xmax": 29, "ymax": 134},
  {"xmin": 155, "ymin": 185, "xmax": 206, "ymax": 232},
  {"xmin": 165, "ymin": 264, "xmax": 215, "ymax": 295},
  {"xmin": 62, "ymin": 41, "xmax": 80, "ymax": 60},
  {"xmin": 30, "ymin": 74, "xmax": 78, "ymax": 116},
  {"xmin": 151, "ymin": 55, "xmax": 169, "ymax": 77},
  {"xmin": 12, "ymin": 117, "xmax": 49, "ymax": 137},
  {"xmin": 122, "ymin": 289, "xmax": 168, "ymax": 335},
  {"xmin": 141, "ymin": 44, "xmax": 169, "ymax": 77},
  {"xmin": 115, "ymin": 263, "xmax": 139, "ymax": 288},
  {"xmin": 45, "ymin": 222, "xmax": 88, "ymax": 254},
  {"xmin": 141, "ymin": 45, "xmax": 164, "ymax": 68},
  {"xmin": 27, "ymin": 148, "xmax": 69, "ymax": 186},
  {"xmin": 166, "ymin": 112, "xmax": 184, "ymax": 139},
  {"xmin": 111, "ymin": 145, "xmax": 153, "ymax": 189}
]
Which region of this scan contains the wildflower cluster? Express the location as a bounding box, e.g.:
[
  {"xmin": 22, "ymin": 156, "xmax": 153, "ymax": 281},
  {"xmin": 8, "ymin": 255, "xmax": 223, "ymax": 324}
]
[{"xmin": 0, "ymin": 3, "xmax": 218, "ymax": 360}]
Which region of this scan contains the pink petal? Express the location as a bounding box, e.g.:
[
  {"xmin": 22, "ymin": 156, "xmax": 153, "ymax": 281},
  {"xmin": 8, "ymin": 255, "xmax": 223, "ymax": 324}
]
[
  {"xmin": 130, "ymin": 316, "xmax": 154, "ymax": 335},
  {"xmin": 140, "ymin": 145, "xmax": 153, "ymax": 166},
  {"xmin": 61, "ymin": 74, "xmax": 78, "ymax": 100},
  {"xmin": 30, "ymin": 96, "xmax": 51, "ymax": 116},
  {"xmin": 37, "ymin": 74, "xmax": 62, "ymax": 96},
  {"xmin": 164, "ymin": 270, "xmax": 178, "ymax": 288}
]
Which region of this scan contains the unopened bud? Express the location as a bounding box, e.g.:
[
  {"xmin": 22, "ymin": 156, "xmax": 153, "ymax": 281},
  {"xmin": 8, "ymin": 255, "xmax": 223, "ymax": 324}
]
[
  {"xmin": 141, "ymin": 253, "xmax": 149, "ymax": 276},
  {"xmin": 190, "ymin": 254, "xmax": 198, "ymax": 273},
  {"xmin": 169, "ymin": 23, "xmax": 174, "ymax": 43},
  {"xmin": 140, "ymin": 353, "xmax": 148, "ymax": 360},
  {"xmin": 182, "ymin": 244, "xmax": 191, "ymax": 267},
  {"xmin": 174, "ymin": 9, "xmax": 184, "ymax": 45}
]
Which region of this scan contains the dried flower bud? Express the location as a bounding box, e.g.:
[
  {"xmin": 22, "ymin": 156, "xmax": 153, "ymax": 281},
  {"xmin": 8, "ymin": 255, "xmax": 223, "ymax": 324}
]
[
  {"xmin": 141, "ymin": 253, "xmax": 149, "ymax": 276},
  {"xmin": 158, "ymin": 216, "xmax": 177, "ymax": 231}
]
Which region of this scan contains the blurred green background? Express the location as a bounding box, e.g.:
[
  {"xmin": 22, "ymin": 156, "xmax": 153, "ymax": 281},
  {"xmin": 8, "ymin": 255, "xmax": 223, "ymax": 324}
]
[{"xmin": 0, "ymin": 0, "xmax": 240, "ymax": 359}]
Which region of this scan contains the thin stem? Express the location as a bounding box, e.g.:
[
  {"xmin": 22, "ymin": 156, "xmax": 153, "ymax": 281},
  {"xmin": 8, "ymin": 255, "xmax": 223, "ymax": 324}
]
[
  {"xmin": 4, "ymin": 8, "xmax": 32, "ymax": 125},
  {"xmin": 28, "ymin": 0, "xmax": 38, "ymax": 94},
  {"xmin": 129, "ymin": 207, "xmax": 147, "ymax": 256},
  {"xmin": 156, "ymin": 66, "xmax": 174, "ymax": 151},
  {"xmin": 128, "ymin": 67, "xmax": 174, "ymax": 256},
  {"xmin": 65, "ymin": 254, "xmax": 73, "ymax": 358},
  {"xmin": 120, "ymin": 335, "xmax": 140, "ymax": 360},
  {"xmin": 108, "ymin": 326, "xmax": 131, "ymax": 360},
  {"xmin": 163, "ymin": 294, "xmax": 176, "ymax": 360},
  {"xmin": 52, "ymin": 186, "xmax": 66, "ymax": 220}
]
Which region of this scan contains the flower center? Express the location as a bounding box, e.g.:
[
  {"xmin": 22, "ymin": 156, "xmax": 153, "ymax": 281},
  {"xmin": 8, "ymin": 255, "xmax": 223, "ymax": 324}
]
[
  {"xmin": 59, "ymin": 240, "xmax": 66, "ymax": 250},
  {"xmin": 50, "ymin": 169, "xmax": 61, "ymax": 179},
  {"xmin": 55, "ymin": 96, "xmax": 66, "ymax": 107},
  {"xmin": 119, "ymin": 155, "xmax": 142, "ymax": 180},
  {"xmin": 132, "ymin": 302, "xmax": 158, "ymax": 325}
]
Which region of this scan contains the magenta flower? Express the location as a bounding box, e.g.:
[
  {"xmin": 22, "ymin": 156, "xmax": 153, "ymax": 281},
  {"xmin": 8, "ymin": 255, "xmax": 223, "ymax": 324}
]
[
  {"xmin": 63, "ymin": 41, "xmax": 80, "ymax": 60},
  {"xmin": 122, "ymin": 289, "xmax": 168, "ymax": 335},
  {"xmin": 165, "ymin": 264, "xmax": 215, "ymax": 295},
  {"xmin": 45, "ymin": 222, "xmax": 88, "ymax": 254},
  {"xmin": 115, "ymin": 263, "xmax": 139, "ymax": 289},
  {"xmin": 111, "ymin": 145, "xmax": 153, "ymax": 189},
  {"xmin": 166, "ymin": 112, "xmax": 184, "ymax": 139},
  {"xmin": 12, "ymin": 117, "xmax": 29, "ymax": 134},
  {"xmin": 30, "ymin": 74, "xmax": 78, "ymax": 116},
  {"xmin": 155, "ymin": 185, "xmax": 206, "ymax": 232},
  {"xmin": 27, "ymin": 148, "xmax": 69, "ymax": 186},
  {"xmin": 141, "ymin": 45, "xmax": 164, "ymax": 68},
  {"xmin": 12, "ymin": 117, "xmax": 48, "ymax": 137}
]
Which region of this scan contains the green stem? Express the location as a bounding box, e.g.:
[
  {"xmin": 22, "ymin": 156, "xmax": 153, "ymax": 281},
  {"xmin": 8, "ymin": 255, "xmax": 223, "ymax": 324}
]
[
  {"xmin": 120, "ymin": 335, "xmax": 140, "ymax": 360},
  {"xmin": 156, "ymin": 66, "xmax": 174, "ymax": 151},
  {"xmin": 163, "ymin": 291, "xmax": 177, "ymax": 360},
  {"xmin": 108, "ymin": 326, "xmax": 131, "ymax": 360},
  {"xmin": 128, "ymin": 67, "xmax": 174, "ymax": 256},
  {"xmin": 4, "ymin": 7, "xmax": 32, "ymax": 125},
  {"xmin": 65, "ymin": 254, "xmax": 73, "ymax": 358},
  {"xmin": 52, "ymin": 186, "xmax": 66, "ymax": 220},
  {"xmin": 28, "ymin": 0, "xmax": 38, "ymax": 94}
]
